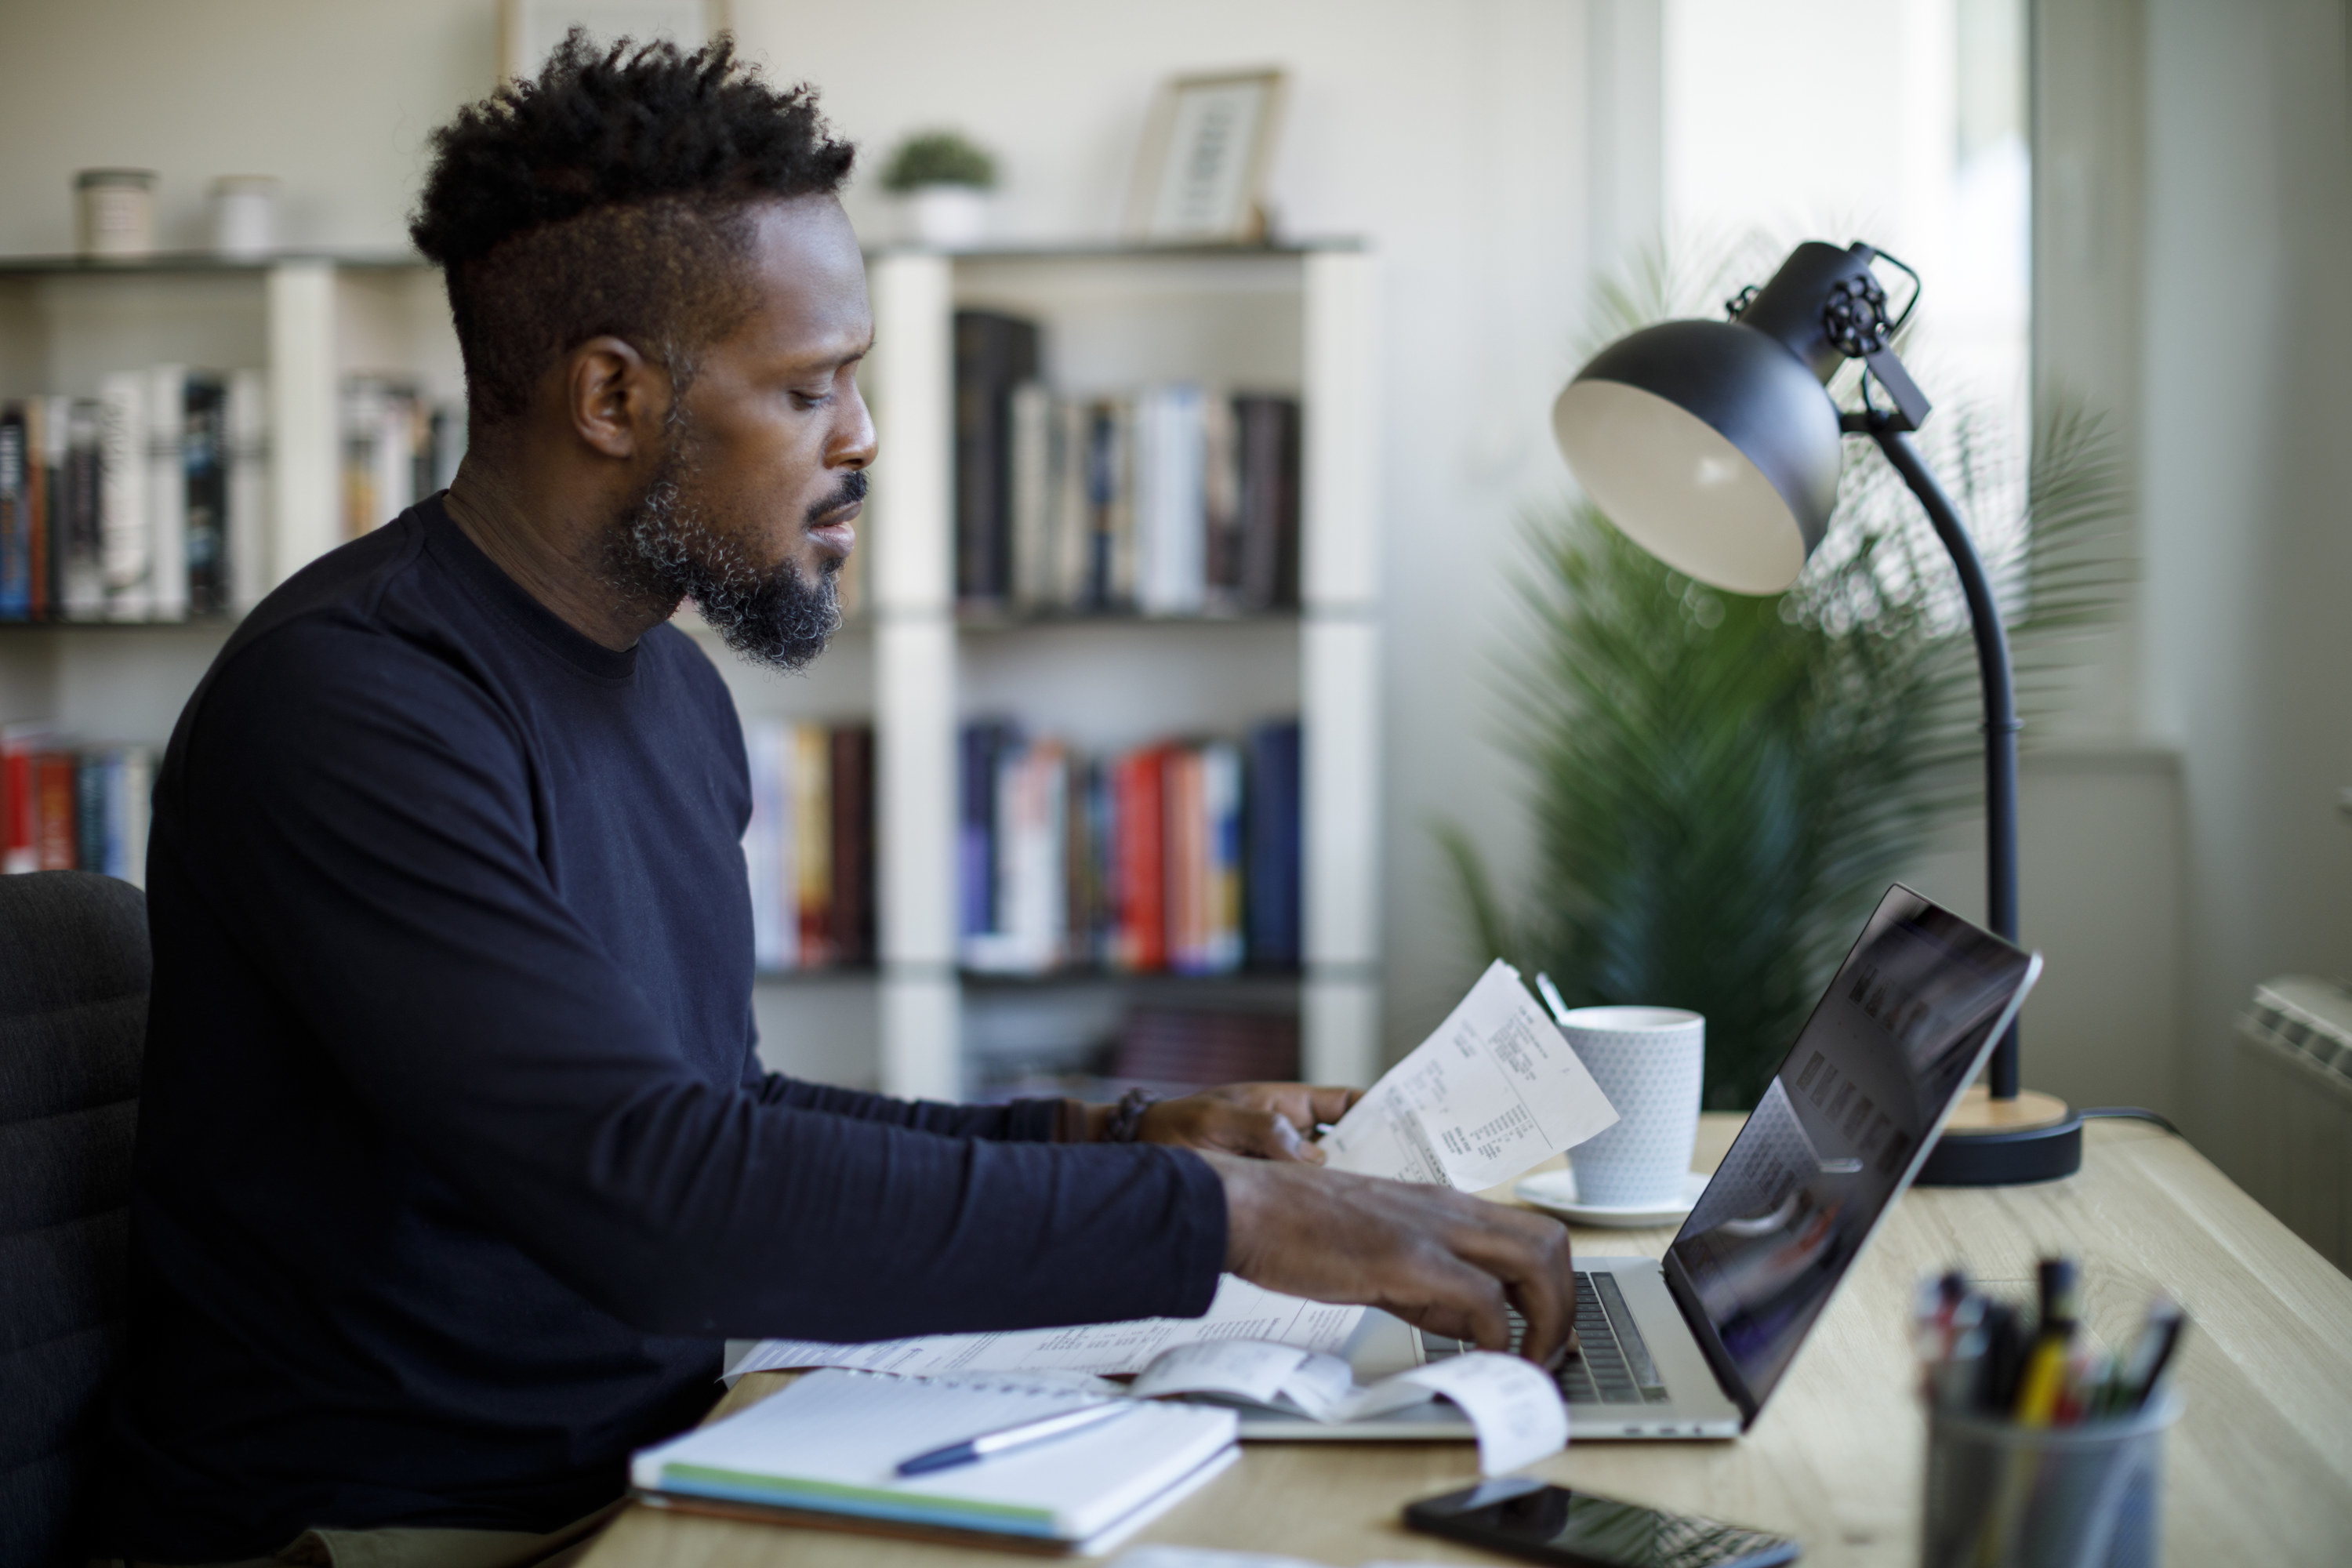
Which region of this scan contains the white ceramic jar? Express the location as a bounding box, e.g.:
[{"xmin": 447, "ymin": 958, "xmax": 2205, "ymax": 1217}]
[
  {"xmin": 76, "ymin": 169, "xmax": 158, "ymax": 260},
  {"xmin": 209, "ymin": 176, "xmax": 280, "ymax": 259}
]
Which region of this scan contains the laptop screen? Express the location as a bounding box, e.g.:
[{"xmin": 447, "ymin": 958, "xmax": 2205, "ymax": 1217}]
[{"xmin": 1664, "ymin": 884, "xmax": 2035, "ymax": 1415}]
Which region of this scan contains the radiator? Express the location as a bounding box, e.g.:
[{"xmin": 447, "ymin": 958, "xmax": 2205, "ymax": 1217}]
[{"xmin": 2234, "ymin": 975, "xmax": 2352, "ymax": 1272}]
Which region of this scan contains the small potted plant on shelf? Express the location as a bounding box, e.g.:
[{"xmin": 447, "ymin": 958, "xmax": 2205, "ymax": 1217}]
[{"xmin": 880, "ymin": 129, "xmax": 999, "ymax": 249}]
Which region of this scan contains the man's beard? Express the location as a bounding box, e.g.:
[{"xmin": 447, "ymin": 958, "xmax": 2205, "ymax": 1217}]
[{"xmin": 614, "ymin": 445, "xmax": 854, "ymax": 673}]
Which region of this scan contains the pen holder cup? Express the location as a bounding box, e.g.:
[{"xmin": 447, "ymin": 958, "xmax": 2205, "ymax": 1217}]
[{"xmin": 1922, "ymin": 1392, "xmax": 2181, "ymax": 1568}]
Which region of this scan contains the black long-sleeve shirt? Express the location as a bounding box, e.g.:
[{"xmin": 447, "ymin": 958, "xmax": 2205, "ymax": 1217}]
[{"xmin": 98, "ymin": 499, "xmax": 1226, "ymax": 1560}]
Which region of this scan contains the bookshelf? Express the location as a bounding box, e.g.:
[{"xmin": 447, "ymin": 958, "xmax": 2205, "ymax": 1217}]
[
  {"xmin": 0, "ymin": 252, "xmax": 448, "ymax": 690},
  {"xmin": 865, "ymin": 243, "xmax": 1381, "ymax": 1101},
  {"xmin": 0, "ymin": 241, "xmax": 1383, "ymax": 1103}
]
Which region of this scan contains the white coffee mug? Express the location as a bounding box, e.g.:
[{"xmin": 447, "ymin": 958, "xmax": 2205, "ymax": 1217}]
[{"xmin": 1557, "ymin": 1006, "xmax": 1704, "ymax": 1207}]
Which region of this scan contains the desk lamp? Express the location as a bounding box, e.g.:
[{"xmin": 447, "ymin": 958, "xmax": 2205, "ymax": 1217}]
[{"xmin": 1549, "ymin": 240, "xmax": 2080, "ymax": 1186}]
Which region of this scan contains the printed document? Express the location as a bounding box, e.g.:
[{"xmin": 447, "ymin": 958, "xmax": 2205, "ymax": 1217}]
[
  {"xmin": 1320, "ymin": 959, "xmax": 1619, "ymax": 1189},
  {"xmin": 734, "ymin": 1275, "xmax": 1363, "ymax": 1381}
]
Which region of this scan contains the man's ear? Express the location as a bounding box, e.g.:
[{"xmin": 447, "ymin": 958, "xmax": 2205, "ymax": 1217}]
[{"xmin": 564, "ymin": 336, "xmax": 670, "ymax": 459}]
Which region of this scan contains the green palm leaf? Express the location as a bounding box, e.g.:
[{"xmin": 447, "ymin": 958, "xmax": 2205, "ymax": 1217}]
[{"xmin": 1443, "ymin": 244, "xmax": 2128, "ymax": 1108}]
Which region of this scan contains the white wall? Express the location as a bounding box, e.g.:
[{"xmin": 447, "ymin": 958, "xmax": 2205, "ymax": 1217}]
[
  {"xmin": 13, "ymin": 2, "xmax": 2327, "ymax": 1142},
  {"xmin": 0, "ymin": 1, "xmax": 492, "ymax": 256},
  {"xmin": 2133, "ymin": 0, "xmax": 2352, "ymax": 1159},
  {"xmin": 0, "ymin": 0, "xmax": 1600, "ymax": 1074},
  {"xmin": 2032, "ymin": 0, "xmax": 2352, "ymax": 1167}
]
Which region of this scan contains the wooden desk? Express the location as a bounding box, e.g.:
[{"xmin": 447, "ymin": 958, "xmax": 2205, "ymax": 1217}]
[{"xmin": 581, "ymin": 1118, "xmax": 2352, "ymax": 1568}]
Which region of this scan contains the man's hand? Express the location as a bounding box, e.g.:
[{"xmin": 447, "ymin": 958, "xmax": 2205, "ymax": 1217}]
[
  {"xmin": 1209, "ymin": 1152, "xmax": 1579, "ymax": 1365},
  {"xmin": 1119, "ymin": 1083, "xmax": 1363, "ymax": 1163}
]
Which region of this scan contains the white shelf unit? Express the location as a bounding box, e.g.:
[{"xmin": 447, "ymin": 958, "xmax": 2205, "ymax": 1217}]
[
  {"xmin": 0, "ymin": 245, "xmax": 1384, "ymax": 1103},
  {"xmin": 864, "ymin": 244, "xmax": 1382, "ymax": 1101},
  {"xmin": 0, "ymin": 254, "xmax": 460, "ymax": 734}
]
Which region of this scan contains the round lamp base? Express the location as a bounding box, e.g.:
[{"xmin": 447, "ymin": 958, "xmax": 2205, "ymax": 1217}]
[{"xmin": 1915, "ymin": 1087, "xmax": 2083, "ymax": 1187}]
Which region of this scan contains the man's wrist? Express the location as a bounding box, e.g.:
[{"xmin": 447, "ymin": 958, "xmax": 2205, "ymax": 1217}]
[
  {"xmin": 1203, "ymin": 1150, "xmax": 1267, "ymax": 1272},
  {"xmin": 1100, "ymin": 1087, "xmax": 1160, "ymax": 1143},
  {"xmin": 1056, "ymin": 1100, "xmax": 1122, "ymax": 1142}
]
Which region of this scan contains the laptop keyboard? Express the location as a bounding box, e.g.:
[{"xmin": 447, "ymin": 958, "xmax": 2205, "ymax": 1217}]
[{"xmin": 1421, "ymin": 1271, "xmax": 1671, "ymax": 1406}]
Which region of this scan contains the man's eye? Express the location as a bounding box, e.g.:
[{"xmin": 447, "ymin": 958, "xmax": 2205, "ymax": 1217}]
[{"xmin": 789, "ymin": 389, "xmax": 832, "ymax": 409}]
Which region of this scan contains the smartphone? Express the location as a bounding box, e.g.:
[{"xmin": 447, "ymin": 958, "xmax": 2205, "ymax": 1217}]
[{"xmin": 1404, "ymin": 1478, "xmax": 1800, "ymax": 1568}]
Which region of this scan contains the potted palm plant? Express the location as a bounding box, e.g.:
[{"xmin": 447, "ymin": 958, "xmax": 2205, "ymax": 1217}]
[
  {"xmin": 881, "ymin": 129, "xmax": 999, "ymax": 249},
  {"xmin": 1441, "ymin": 242, "xmax": 2129, "ymax": 1109}
]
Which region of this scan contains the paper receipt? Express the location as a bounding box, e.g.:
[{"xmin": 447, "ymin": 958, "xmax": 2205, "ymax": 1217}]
[
  {"xmin": 1343, "ymin": 1351, "xmax": 1571, "ymax": 1474},
  {"xmin": 1127, "ymin": 1338, "xmax": 1566, "ymax": 1474},
  {"xmin": 1322, "ymin": 959, "xmax": 1620, "ymax": 1190}
]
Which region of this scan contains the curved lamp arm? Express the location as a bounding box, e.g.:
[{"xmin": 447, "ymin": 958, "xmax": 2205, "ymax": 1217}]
[{"xmin": 1859, "ymin": 417, "xmax": 2023, "ymax": 1100}]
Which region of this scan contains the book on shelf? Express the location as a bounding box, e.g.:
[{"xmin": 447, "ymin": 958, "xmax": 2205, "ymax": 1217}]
[
  {"xmin": 741, "ymin": 719, "xmax": 873, "ymax": 972},
  {"xmin": 959, "ymin": 718, "xmax": 1300, "ymax": 978},
  {"xmin": 98, "ymin": 373, "xmax": 148, "ymax": 620},
  {"xmin": 342, "ymin": 376, "xmax": 463, "ymax": 541},
  {"xmin": 1243, "ymin": 719, "xmax": 1302, "ymax": 968},
  {"xmin": 0, "ymin": 370, "xmax": 271, "ymax": 623},
  {"xmin": 226, "ymin": 370, "xmax": 269, "ymax": 613},
  {"xmin": 181, "ymin": 371, "xmax": 228, "ymax": 615},
  {"xmin": 0, "ymin": 405, "xmax": 24, "ymax": 617},
  {"xmin": 2, "ymin": 721, "xmax": 151, "ymax": 883},
  {"xmin": 1112, "ymin": 743, "xmax": 1167, "ymax": 970},
  {"xmin": 953, "ymin": 310, "xmax": 1040, "ymax": 604},
  {"xmin": 827, "ymin": 725, "xmax": 873, "ymax": 964},
  {"xmin": 1233, "ymin": 394, "xmax": 1301, "ymax": 608},
  {"xmin": 953, "ymin": 309, "xmax": 1302, "ymax": 617}
]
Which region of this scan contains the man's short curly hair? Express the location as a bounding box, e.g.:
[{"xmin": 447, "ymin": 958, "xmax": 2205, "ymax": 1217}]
[{"xmin": 410, "ymin": 31, "xmax": 855, "ymax": 426}]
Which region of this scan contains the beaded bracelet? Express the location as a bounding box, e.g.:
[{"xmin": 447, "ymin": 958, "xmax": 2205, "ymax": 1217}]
[{"xmin": 1103, "ymin": 1087, "xmax": 1161, "ymax": 1143}]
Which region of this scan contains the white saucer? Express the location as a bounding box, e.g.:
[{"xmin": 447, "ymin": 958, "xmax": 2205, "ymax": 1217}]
[{"xmin": 1514, "ymin": 1168, "xmax": 1709, "ymax": 1228}]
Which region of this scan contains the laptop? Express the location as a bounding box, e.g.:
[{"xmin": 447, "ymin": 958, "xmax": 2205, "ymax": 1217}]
[{"xmin": 1238, "ymin": 883, "xmax": 2041, "ymax": 1442}]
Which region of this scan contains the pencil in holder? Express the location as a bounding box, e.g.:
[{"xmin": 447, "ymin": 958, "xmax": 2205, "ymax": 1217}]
[{"xmin": 1921, "ymin": 1391, "xmax": 2180, "ymax": 1568}]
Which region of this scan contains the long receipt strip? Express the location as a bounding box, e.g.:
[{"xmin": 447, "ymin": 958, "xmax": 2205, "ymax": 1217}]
[
  {"xmin": 1127, "ymin": 1339, "xmax": 1569, "ymax": 1475},
  {"xmin": 733, "ymin": 1276, "xmax": 1365, "ymax": 1381},
  {"xmin": 1321, "ymin": 958, "xmax": 1619, "ymax": 1188}
]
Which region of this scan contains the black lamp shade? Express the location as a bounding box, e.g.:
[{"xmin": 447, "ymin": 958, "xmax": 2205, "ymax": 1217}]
[{"xmin": 1552, "ymin": 318, "xmax": 1843, "ymax": 595}]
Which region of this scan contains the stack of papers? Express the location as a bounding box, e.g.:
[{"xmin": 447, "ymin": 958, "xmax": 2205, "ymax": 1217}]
[{"xmin": 632, "ymin": 1368, "xmax": 1237, "ymax": 1552}]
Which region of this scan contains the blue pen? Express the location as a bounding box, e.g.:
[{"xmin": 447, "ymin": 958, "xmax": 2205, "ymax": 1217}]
[{"xmin": 895, "ymin": 1400, "xmax": 1138, "ymax": 1477}]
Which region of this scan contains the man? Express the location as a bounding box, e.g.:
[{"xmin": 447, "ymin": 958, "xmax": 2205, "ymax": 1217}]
[{"xmin": 97, "ymin": 34, "xmax": 1576, "ymax": 1567}]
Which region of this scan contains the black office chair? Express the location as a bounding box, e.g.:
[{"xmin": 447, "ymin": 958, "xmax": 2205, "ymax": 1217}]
[{"xmin": 0, "ymin": 871, "xmax": 150, "ymax": 1568}]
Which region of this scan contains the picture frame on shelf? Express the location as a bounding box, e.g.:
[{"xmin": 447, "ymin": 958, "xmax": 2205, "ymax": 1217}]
[
  {"xmin": 499, "ymin": 0, "xmax": 728, "ymax": 82},
  {"xmin": 1122, "ymin": 69, "xmax": 1288, "ymax": 245}
]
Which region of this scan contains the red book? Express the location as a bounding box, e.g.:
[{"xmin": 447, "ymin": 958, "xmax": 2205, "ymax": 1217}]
[
  {"xmin": 34, "ymin": 750, "xmax": 77, "ymax": 869},
  {"xmin": 3, "ymin": 725, "xmax": 48, "ymax": 873},
  {"xmin": 1115, "ymin": 746, "xmax": 1169, "ymax": 971},
  {"xmin": 1164, "ymin": 746, "xmax": 1207, "ymax": 973}
]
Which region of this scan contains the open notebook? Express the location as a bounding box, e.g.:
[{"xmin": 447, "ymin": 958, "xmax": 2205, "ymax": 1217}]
[{"xmin": 630, "ymin": 1369, "xmax": 1239, "ymax": 1553}]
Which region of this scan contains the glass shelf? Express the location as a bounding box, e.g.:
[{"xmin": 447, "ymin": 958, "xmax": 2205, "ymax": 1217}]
[
  {"xmin": 958, "ymin": 966, "xmax": 1303, "ymax": 990},
  {"xmin": 753, "ymin": 964, "xmax": 879, "ymax": 983},
  {"xmin": 866, "ymin": 238, "xmax": 1363, "ymax": 263},
  {"xmin": 954, "ymin": 604, "xmax": 1300, "ymax": 631},
  {"xmin": 0, "ymin": 249, "xmax": 425, "ymax": 277},
  {"xmin": 0, "ymin": 241, "xmax": 1359, "ymax": 278},
  {"xmin": 0, "ymin": 615, "xmax": 239, "ymax": 632}
]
